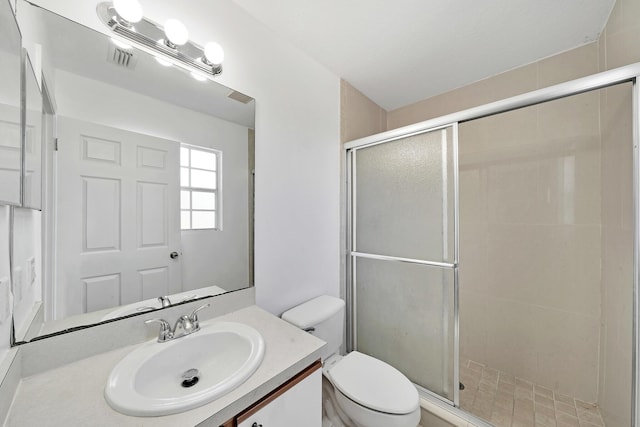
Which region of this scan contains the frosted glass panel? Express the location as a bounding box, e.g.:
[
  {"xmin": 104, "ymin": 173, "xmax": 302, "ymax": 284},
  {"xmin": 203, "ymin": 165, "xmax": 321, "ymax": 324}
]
[
  {"xmin": 355, "ymin": 127, "xmax": 455, "ymax": 262},
  {"xmin": 180, "ymin": 190, "xmax": 190, "ymax": 209},
  {"xmin": 191, "ymin": 169, "xmax": 216, "ymax": 189},
  {"xmin": 191, "ymin": 150, "xmax": 216, "ymax": 171},
  {"xmin": 180, "ymin": 167, "xmax": 189, "ymax": 186},
  {"xmin": 192, "ymin": 211, "xmax": 215, "ymax": 229},
  {"xmin": 192, "ymin": 191, "xmax": 215, "ymax": 210},
  {"xmin": 180, "ymin": 210, "xmax": 190, "ymax": 229},
  {"xmin": 180, "ymin": 147, "xmax": 189, "ymax": 166},
  {"xmin": 355, "ymin": 257, "xmax": 455, "ymax": 400}
]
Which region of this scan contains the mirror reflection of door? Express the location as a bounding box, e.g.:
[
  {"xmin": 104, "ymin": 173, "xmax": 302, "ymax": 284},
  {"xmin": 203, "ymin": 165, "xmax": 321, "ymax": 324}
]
[{"xmin": 55, "ymin": 117, "xmax": 182, "ymax": 318}]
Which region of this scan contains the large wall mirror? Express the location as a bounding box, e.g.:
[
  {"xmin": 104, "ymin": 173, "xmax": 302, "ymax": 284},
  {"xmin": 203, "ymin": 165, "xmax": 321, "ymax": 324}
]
[
  {"xmin": 0, "ymin": 0, "xmax": 22, "ymax": 206},
  {"xmin": 11, "ymin": 0, "xmax": 255, "ymax": 342}
]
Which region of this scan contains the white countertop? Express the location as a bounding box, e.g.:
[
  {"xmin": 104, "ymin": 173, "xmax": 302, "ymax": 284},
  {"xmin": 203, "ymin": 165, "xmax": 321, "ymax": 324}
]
[{"xmin": 4, "ymin": 305, "xmax": 325, "ymax": 427}]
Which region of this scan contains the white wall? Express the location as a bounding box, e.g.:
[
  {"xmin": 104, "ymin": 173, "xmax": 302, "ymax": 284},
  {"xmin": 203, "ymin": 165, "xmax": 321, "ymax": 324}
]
[
  {"xmin": 54, "ymin": 69, "xmax": 251, "ymax": 293},
  {"xmin": 20, "ymin": 0, "xmax": 341, "ymax": 320}
]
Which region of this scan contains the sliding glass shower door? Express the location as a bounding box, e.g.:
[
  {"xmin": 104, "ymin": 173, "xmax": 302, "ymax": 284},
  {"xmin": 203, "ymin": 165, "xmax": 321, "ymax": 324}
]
[{"xmin": 347, "ymin": 124, "xmax": 459, "ymax": 404}]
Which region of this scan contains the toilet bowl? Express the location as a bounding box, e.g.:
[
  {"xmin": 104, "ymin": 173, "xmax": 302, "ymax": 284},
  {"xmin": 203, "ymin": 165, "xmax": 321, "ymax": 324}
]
[
  {"xmin": 323, "ymin": 352, "xmax": 420, "ymax": 427},
  {"xmin": 282, "ymin": 295, "xmax": 420, "ymax": 427}
]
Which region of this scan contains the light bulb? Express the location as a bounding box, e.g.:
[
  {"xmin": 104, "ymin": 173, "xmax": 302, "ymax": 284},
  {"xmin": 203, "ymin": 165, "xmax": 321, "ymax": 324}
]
[
  {"xmin": 155, "ymin": 56, "xmax": 172, "ymax": 67},
  {"xmin": 111, "ymin": 38, "xmax": 132, "ymax": 50},
  {"xmin": 204, "ymin": 42, "xmax": 224, "ymax": 65},
  {"xmin": 113, "ymin": 0, "xmax": 143, "ymax": 23},
  {"xmin": 191, "ymin": 72, "xmax": 207, "ymax": 82},
  {"xmin": 164, "ymin": 19, "xmax": 189, "ymax": 46}
]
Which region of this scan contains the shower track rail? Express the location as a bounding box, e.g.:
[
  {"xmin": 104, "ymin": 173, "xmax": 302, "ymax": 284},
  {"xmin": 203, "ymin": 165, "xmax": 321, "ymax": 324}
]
[{"xmin": 344, "ymin": 61, "xmax": 640, "ymax": 427}]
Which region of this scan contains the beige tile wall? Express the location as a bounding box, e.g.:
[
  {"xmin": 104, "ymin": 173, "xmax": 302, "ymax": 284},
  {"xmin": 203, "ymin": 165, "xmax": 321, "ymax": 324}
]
[{"xmin": 457, "ymin": 85, "xmax": 603, "ymax": 402}]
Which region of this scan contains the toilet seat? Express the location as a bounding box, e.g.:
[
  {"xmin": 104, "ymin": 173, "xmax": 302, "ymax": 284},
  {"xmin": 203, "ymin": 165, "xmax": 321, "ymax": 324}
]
[{"xmin": 326, "ymin": 351, "xmax": 419, "ymax": 415}]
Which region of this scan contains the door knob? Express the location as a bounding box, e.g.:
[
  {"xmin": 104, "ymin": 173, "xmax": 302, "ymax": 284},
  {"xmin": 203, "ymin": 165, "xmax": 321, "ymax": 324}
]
[
  {"xmin": 251, "ymin": 423, "xmax": 262, "ymax": 427},
  {"xmin": 170, "ymin": 251, "xmax": 179, "ymax": 259}
]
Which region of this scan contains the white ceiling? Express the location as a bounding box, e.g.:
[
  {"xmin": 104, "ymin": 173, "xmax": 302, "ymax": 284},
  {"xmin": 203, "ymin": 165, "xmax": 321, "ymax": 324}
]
[{"xmin": 231, "ymin": 0, "xmax": 616, "ymax": 111}]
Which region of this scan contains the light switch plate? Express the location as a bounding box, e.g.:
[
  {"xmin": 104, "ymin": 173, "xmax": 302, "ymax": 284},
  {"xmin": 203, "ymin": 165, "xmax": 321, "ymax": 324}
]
[
  {"xmin": 14, "ymin": 266, "xmax": 23, "ymax": 302},
  {"xmin": 0, "ymin": 277, "xmax": 9, "ymax": 323},
  {"xmin": 27, "ymin": 257, "xmax": 36, "ymax": 286},
  {"xmin": 25, "ymin": 261, "xmax": 31, "ymax": 289}
]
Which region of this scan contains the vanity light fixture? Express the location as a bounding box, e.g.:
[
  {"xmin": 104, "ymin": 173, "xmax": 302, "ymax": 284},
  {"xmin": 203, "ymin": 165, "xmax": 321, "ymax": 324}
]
[
  {"xmin": 163, "ymin": 18, "xmax": 189, "ymax": 48},
  {"xmin": 112, "ymin": 0, "xmax": 142, "ymax": 24},
  {"xmin": 97, "ymin": 1, "xmax": 224, "ymax": 77}
]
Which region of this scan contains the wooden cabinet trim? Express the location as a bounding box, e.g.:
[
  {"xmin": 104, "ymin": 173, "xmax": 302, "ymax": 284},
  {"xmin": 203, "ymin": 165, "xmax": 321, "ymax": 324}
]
[{"xmin": 232, "ymin": 359, "xmax": 322, "ymax": 425}]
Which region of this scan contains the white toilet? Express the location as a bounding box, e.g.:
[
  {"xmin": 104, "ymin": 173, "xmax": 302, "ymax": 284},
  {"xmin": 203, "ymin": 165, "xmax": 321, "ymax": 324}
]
[{"xmin": 282, "ymin": 295, "xmax": 421, "ymax": 427}]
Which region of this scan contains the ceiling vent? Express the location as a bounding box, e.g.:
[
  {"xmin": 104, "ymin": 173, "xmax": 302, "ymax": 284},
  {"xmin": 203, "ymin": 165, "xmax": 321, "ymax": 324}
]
[
  {"xmin": 107, "ymin": 45, "xmax": 138, "ymax": 70},
  {"xmin": 227, "ymin": 90, "xmax": 254, "ymax": 104}
]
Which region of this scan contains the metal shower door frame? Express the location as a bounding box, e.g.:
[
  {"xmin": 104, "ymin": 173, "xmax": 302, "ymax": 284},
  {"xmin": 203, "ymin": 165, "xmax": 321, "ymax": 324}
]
[
  {"xmin": 344, "ymin": 61, "xmax": 640, "ymax": 427},
  {"xmin": 346, "ymin": 122, "xmax": 460, "ymax": 406}
]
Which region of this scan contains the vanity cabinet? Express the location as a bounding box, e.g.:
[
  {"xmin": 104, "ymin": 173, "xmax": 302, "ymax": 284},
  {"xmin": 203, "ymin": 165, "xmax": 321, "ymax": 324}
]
[{"xmin": 222, "ymin": 360, "xmax": 322, "ymax": 427}]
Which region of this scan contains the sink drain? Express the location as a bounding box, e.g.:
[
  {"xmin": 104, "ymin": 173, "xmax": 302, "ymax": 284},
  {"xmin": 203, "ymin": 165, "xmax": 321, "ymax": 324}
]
[{"xmin": 181, "ymin": 368, "xmax": 200, "ymax": 388}]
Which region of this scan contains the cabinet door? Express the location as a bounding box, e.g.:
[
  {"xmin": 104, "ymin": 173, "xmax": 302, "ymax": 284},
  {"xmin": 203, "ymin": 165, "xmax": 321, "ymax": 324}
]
[{"xmin": 237, "ymin": 367, "xmax": 321, "ymax": 427}]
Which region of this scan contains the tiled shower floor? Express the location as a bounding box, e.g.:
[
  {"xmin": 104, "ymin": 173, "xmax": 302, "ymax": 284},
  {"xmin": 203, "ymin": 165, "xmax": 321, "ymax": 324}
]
[{"xmin": 459, "ymin": 360, "xmax": 605, "ymax": 427}]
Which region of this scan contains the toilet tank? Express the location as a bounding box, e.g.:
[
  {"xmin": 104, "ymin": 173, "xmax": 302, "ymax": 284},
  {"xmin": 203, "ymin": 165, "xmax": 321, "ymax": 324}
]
[{"xmin": 281, "ymin": 295, "xmax": 345, "ymax": 360}]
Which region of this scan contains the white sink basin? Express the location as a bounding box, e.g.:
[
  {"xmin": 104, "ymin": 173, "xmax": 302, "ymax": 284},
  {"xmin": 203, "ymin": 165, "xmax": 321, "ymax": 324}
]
[{"xmin": 104, "ymin": 321, "xmax": 265, "ymax": 416}]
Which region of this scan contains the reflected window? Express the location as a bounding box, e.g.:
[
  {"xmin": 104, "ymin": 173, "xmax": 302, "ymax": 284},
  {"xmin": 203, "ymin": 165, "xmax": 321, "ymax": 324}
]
[{"xmin": 180, "ymin": 144, "xmax": 220, "ymax": 230}]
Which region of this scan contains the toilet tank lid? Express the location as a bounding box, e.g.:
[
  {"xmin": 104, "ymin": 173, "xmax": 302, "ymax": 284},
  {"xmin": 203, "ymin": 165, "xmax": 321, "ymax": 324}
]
[{"xmin": 281, "ymin": 295, "xmax": 344, "ymax": 329}]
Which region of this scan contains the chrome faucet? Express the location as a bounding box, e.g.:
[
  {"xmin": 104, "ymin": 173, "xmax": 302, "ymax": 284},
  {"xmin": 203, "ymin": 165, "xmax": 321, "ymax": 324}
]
[
  {"xmin": 145, "ymin": 303, "xmax": 211, "ymax": 343},
  {"xmin": 157, "ymin": 295, "xmax": 173, "ymax": 307}
]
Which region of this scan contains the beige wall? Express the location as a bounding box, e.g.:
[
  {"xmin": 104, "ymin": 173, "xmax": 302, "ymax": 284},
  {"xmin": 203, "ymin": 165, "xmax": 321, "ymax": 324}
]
[
  {"xmin": 340, "ymin": 0, "xmax": 637, "ymax": 424},
  {"xmin": 340, "ymin": 79, "xmax": 387, "ymax": 143}
]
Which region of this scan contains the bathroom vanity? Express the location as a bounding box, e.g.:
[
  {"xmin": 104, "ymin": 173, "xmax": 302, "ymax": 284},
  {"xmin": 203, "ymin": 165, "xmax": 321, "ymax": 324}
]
[{"xmin": 2, "ymin": 297, "xmax": 325, "ymax": 426}]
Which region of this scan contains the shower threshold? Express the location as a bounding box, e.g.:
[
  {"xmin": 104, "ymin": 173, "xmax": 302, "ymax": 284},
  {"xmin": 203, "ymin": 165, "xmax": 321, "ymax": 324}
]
[{"xmin": 459, "ymin": 360, "xmax": 605, "ymax": 427}]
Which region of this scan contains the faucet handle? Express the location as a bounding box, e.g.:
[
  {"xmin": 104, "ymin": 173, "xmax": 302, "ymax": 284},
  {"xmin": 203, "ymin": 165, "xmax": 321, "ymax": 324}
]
[
  {"xmin": 157, "ymin": 296, "xmax": 172, "ymax": 307},
  {"xmin": 189, "ymin": 303, "xmax": 211, "ymax": 329},
  {"xmin": 145, "ymin": 318, "xmax": 173, "ymax": 342}
]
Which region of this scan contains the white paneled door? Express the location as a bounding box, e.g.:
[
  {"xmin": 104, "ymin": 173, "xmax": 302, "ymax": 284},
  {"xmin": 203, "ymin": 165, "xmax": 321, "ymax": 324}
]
[{"xmin": 55, "ymin": 117, "xmax": 181, "ymax": 318}]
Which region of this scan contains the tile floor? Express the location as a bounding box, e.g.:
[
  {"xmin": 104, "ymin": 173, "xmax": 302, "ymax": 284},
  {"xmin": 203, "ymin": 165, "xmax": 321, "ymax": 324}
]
[{"xmin": 459, "ymin": 360, "xmax": 605, "ymax": 427}]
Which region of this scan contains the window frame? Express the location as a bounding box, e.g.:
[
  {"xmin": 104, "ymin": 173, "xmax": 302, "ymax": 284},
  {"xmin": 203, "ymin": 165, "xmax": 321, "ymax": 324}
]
[{"xmin": 180, "ymin": 143, "xmax": 222, "ymax": 231}]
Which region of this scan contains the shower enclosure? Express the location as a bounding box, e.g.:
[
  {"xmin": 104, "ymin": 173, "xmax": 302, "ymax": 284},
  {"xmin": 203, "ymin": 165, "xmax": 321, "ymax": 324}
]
[{"xmin": 345, "ymin": 66, "xmax": 639, "ymax": 427}]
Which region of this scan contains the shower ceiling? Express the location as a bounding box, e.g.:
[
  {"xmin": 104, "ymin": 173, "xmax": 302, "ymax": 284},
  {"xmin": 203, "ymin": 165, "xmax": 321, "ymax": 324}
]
[{"xmin": 231, "ymin": 0, "xmax": 616, "ymax": 111}]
